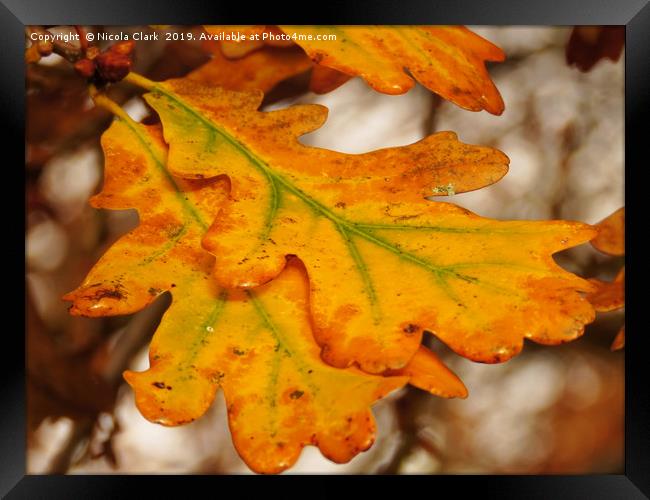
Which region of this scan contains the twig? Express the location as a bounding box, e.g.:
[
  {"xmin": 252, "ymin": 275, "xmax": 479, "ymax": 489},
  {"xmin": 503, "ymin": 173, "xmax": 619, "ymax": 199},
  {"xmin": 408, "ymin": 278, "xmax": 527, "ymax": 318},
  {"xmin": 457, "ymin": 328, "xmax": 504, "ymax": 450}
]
[
  {"xmin": 47, "ymin": 417, "xmax": 94, "ymax": 474},
  {"xmin": 75, "ymin": 25, "xmax": 89, "ymax": 53},
  {"xmin": 378, "ymin": 387, "xmax": 424, "ymax": 473}
]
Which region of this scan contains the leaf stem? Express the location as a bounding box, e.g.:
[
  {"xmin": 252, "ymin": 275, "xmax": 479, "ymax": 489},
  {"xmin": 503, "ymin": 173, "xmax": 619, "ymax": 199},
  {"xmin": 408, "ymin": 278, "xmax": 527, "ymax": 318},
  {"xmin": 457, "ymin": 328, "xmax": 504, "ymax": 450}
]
[
  {"xmin": 124, "ymin": 72, "xmax": 157, "ymax": 90},
  {"xmin": 88, "ymin": 84, "xmax": 134, "ymax": 124}
]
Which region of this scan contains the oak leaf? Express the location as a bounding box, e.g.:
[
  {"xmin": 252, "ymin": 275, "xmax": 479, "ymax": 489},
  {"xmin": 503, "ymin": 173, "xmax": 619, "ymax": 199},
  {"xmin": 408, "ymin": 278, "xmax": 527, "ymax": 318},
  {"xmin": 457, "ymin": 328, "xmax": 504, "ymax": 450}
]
[
  {"xmin": 129, "ymin": 74, "xmax": 597, "ymax": 374},
  {"xmin": 587, "ymin": 207, "xmax": 625, "ymax": 350},
  {"xmin": 586, "ymin": 268, "xmax": 624, "ymax": 313},
  {"xmin": 63, "ymin": 110, "xmax": 464, "ymax": 473},
  {"xmin": 200, "ymin": 25, "xmax": 352, "ymax": 94},
  {"xmin": 566, "ymin": 26, "xmax": 625, "ymax": 72},
  {"xmin": 278, "ymin": 26, "xmax": 505, "ymax": 114},
  {"xmin": 203, "ymin": 25, "xmax": 505, "ymax": 113},
  {"xmin": 387, "ymin": 345, "xmax": 467, "ymax": 399},
  {"xmin": 203, "ymin": 26, "xmax": 292, "ymax": 59},
  {"xmin": 188, "ymin": 42, "xmax": 311, "ymax": 94},
  {"xmin": 610, "ymin": 327, "xmax": 625, "ymax": 351},
  {"xmin": 308, "ymin": 63, "xmax": 353, "ymax": 94},
  {"xmin": 591, "ymin": 207, "xmax": 624, "ymax": 256}
]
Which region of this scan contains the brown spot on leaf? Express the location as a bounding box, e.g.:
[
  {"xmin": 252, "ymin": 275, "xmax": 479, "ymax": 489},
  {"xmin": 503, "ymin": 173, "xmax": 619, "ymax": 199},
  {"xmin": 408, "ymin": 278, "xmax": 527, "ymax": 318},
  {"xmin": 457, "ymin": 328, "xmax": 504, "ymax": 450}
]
[
  {"xmin": 91, "ymin": 286, "xmax": 126, "ymax": 301},
  {"xmin": 403, "ymin": 324, "xmax": 418, "ymax": 335},
  {"xmin": 289, "ymin": 390, "xmax": 304, "ymax": 400}
]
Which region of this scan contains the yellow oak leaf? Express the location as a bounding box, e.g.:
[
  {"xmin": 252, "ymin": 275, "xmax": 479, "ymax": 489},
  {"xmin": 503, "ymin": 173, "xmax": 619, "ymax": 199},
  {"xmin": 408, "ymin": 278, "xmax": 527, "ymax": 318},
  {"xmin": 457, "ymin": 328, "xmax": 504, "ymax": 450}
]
[
  {"xmin": 125, "ymin": 257, "xmax": 407, "ymax": 474},
  {"xmin": 126, "ymin": 74, "xmax": 596, "ymax": 374},
  {"xmin": 63, "ymin": 105, "xmax": 466, "ymax": 473}
]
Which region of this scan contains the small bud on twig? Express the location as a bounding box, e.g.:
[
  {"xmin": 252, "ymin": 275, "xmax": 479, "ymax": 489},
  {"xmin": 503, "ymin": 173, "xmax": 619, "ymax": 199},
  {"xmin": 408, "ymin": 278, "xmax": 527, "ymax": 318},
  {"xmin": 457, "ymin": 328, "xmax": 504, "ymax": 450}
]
[{"xmin": 74, "ymin": 58, "xmax": 95, "ymax": 79}]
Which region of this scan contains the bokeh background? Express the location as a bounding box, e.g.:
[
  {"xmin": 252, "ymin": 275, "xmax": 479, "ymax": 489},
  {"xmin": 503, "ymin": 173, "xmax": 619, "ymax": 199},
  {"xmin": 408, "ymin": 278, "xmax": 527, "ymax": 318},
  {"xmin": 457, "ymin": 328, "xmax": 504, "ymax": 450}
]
[{"xmin": 26, "ymin": 26, "xmax": 624, "ymax": 474}]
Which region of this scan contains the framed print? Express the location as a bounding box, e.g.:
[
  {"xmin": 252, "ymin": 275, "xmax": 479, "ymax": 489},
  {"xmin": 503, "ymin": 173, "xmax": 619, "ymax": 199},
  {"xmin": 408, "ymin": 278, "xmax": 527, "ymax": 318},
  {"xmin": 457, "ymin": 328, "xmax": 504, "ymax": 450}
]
[{"xmin": 5, "ymin": 0, "xmax": 648, "ymax": 497}]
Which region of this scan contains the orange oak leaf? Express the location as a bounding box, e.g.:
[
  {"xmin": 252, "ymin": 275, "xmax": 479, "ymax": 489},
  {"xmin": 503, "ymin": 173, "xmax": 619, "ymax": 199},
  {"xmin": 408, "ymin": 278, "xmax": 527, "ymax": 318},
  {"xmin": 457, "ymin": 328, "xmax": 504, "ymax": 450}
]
[
  {"xmin": 201, "ymin": 26, "xmax": 265, "ymax": 58},
  {"xmin": 277, "ymin": 26, "xmax": 505, "ymax": 114},
  {"xmin": 309, "ymin": 63, "xmax": 353, "ymax": 94},
  {"xmin": 201, "ymin": 25, "xmax": 355, "ymax": 95},
  {"xmin": 591, "ymin": 207, "xmax": 624, "ymax": 256},
  {"xmin": 388, "ymin": 346, "xmax": 467, "ymax": 399},
  {"xmin": 588, "ymin": 208, "xmax": 625, "ymax": 350},
  {"xmin": 188, "ymin": 42, "xmax": 311, "ymax": 94},
  {"xmin": 63, "ymin": 105, "xmax": 465, "ymax": 473},
  {"xmin": 202, "ymin": 26, "xmax": 292, "ymax": 59},
  {"xmin": 586, "ymin": 268, "xmax": 624, "ymax": 313},
  {"xmin": 202, "ymin": 25, "xmax": 505, "ymax": 113},
  {"xmin": 610, "ymin": 326, "xmax": 625, "ymax": 351},
  {"xmin": 127, "ymin": 73, "xmax": 596, "ymax": 375}
]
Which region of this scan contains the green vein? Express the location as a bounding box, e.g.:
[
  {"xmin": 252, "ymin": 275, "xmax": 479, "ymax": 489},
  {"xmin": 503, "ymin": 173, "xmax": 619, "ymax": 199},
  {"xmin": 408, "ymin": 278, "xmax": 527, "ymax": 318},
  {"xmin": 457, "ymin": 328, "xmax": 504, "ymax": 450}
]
[
  {"xmin": 433, "ymin": 272, "xmax": 461, "ymax": 304},
  {"xmin": 186, "ymin": 290, "xmax": 229, "ymax": 361},
  {"xmin": 108, "ymin": 113, "xmax": 215, "ymax": 270},
  {"xmin": 352, "ymin": 222, "xmax": 545, "ymax": 234},
  {"xmin": 247, "ymin": 290, "xmax": 322, "ymax": 409},
  {"xmin": 139, "ymin": 225, "xmax": 189, "ymax": 266},
  {"xmin": 118, "ymin": 114, "xmax": 209, "ymax": 232},
  {"xmin": 440, "ymin": 261, "xmax": 547, "ymax": 273},
  {"xmin": 334, "ymin": 224, "xmax": 381, "ymax": 324},
  {"xmin": 112, "ymin": 113, "xmax": 234, "ymax": 371},
  {"xmin": 261, "ymin": 172, "xmax": 281, "ymax": 242}
]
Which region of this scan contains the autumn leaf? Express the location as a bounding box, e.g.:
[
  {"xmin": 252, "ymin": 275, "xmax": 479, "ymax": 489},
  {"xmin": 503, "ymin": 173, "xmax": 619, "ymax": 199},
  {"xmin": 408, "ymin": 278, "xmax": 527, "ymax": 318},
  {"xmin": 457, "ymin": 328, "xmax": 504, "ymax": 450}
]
[
  {"xmin": 202, "ymin": 25, "xmax": 505, "ymax": 113},
  {"xmin": 587, "ymin": 268, "xmax": 624, "ymax": 313},
  {"xmin": 200, "ymin": 25, "xmax": 353, "ymax": 94},
  {"xmin": 63, "ymin": 106, "xmax": 467, "ymax": 473},
  {"xmin": 610, "ymin": 327, "xmax": 625, "ymax": 351},
  {"xmin": 127, "ymin": 73, "xmax": 596, "ymax": 374},
  {"xmin": 202, "ymin": 26, "xmax": 265, "ymax": 58},
  {"xmin": 566, "ymin": 26, "xmax": 625, "ymax": 72},
  {"xmin": 309, "ymin": 63, "xmax": 353, "ymax": 94},
  {"xmin": 203, "ymin": 26, "xmax": 292, "ymax": 59},
  {"xmin": 125, "ymin": 257, "xmax": 408, "ymax": 474},
  {"xmin": 587, "ymin": 208, "xmax": 625, "ymax": 350},
  {"xmin": 188, "ymin": 42, "xmax": 311, "ymax": 94},
  {"xmin": 388, "ymin": 345, "xmax": 467, "ymax": 399},
  {"xmin": 591, "ymin": 207, "xmax": 624, "ymax": 256},
  {"xmin": 278, "ymin": 26, "xmax": 505, "ymax": 114}
]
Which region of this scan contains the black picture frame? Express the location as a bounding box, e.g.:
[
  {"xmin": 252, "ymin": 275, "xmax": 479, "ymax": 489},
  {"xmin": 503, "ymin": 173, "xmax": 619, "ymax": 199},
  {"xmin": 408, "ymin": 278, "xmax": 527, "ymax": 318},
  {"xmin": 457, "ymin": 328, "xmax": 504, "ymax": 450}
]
[{"xmin": 6, "ymin": 0, "xmax": 647, "ymax": 497}]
